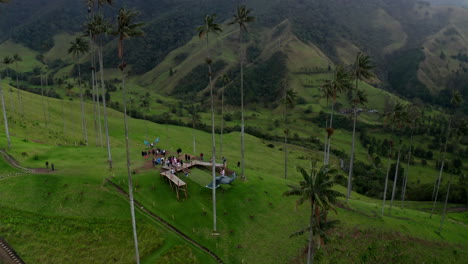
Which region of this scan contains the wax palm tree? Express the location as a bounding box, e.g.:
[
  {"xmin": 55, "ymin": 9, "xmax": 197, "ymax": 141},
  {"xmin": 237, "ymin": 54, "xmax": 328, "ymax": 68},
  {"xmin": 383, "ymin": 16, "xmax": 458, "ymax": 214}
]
[
  {"xmin": 220, "ymin": 74, "xmax": 230, "ymax": 159},
  {"xmin": 197, "ymin": 13, "xmax": 222, "ymax": 233},
  {"xmin": 89, "ymin": 9, "xmax": 113, "ymax": 168},
  {"xmin": 401, "ymin": 105, "xmax": 420, "ymax": 207},
  {"xmin": 85, "ymin": 3, "xmax": 104, "ymax": 147},
  {"xmin": 388, "ymin": 105, "xmax": 409, "ymax": 215},
  {"xmin": 68, "ymin": 37, "xmax": 90, "ymax": 146},
  {"xmin": 12, "ymin": 53, "xmax": 23, "ymax": 116},
  {"xmin": 346, "ymin": 52, "xmax": 373, "ymax": 200},
  {"xmin": 2, "ymin": 56, "xmax": 12, "ymax": 78},
  {"xmin": 430, "ymin": 90, "xmax": 463, "ymax": 218},
  {"xmin": 346, "ymin": 89, "xmax": 368, "ymax": 201},
  {"xmin": 280, "ymin": 88, "xmax": 298, "ymax": 179},
  {"xmin": 188, "ymin": 105, "xmax": 201, "ymax": 132},
  {"xmin": 229, "ymin": 5, "xmax": 255, "ymax": 180},
  {"xmin": 284, "ymin": 162, "xmax": 343, "ymax": 264},
  {"xmin": 39, "ymin": 68, "xmax": 48, "ymax": 128},
  {"xmin": 0, "ymin": 74, "xmax": 10, "ymax": 148},
  {"xmin": 439, "ymin": 120, "xmax": 467, "ymax": 232},
  {"xmin": 0, "ymin": 0, "xmax": 10, "ymax": 147},
  {"xmin": 110, "ymin": 7, "xmax": 144, "ymax": 263},
  {"xmin": 381, "ymin": 102, "xmax": 407, "ymax": 216},
  {"xmin": 321, "ymin": 65, "xmax": 353, "ymax": 165}
]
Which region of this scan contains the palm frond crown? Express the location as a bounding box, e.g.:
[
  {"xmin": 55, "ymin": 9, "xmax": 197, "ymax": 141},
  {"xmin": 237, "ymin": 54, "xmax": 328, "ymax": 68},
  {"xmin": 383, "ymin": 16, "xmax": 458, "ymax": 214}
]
[
  {"xmin": 229, "ymin": 5, "xmax": 255, "ymax": 32},
  {"xmin": 196, "ymin": 14, "xmax": 222, "ymax": 40}
]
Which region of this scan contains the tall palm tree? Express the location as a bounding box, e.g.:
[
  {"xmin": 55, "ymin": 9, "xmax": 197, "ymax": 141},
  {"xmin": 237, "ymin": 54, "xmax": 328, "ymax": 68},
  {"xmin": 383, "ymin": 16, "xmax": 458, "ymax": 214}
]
[
  {"xmin": 346, "ymin": 89, "xmax": 368, "ymax": 201},
  {"xmin": 68, "ymin": 37, "xmax": 90, "ymax": 146},
  {"xmin": 12, "ymin": 53, "xmax": 23, "ymax": 116},
  {"xmin": 280, "ymin": 88, "xmax": 298, "ymax": 179},
  {"xmin": 197, "ymin": 13, "xmax": 223, "ymax": 233},
  {"xmin": 85, "ymin": 2, "xmax": 104, "ymax": 147},
  {"xmin": 388, "ymin": 107, "xmax": 409, "ymax": 215},
  {"xmin": 220, "ymin": 74, "xmax": 230, "ymax": 159},
  {"xmin": 40, "ymin": 69, "xmax": 48, "ymax": 128},
  {"xmin": 2, "ymin": 56, "xmax": 12, "ymax": 78},
  {"xmin": 229, "ymin": 5, "xmax": 255, "ymax": 180},
  {"xmin": 0, "ymin": 0, "xmax": 10, "ymax": 148},
  {"xmin": 401, "ymin": 105, "xmax": 420, "ymax": 207},
  {"xmin": 321, "ymin": 65, "xmax": 353, "ymax": 165},
  {"xmin": 381, "ymin": 102, "xmax": 407, "ymax": 216},
  {"xmin": 430, "ymin": 90, "xmax": 463, "ymax": 218},
  {"xmin": 110, "ymin": 7, "xmax": 144, "ymax": 263},
  {"xmin": 284, "ymin": 162, "xmax": 343, "ymax": 264},
  {"xmin": 88, "ymin": 5, "xmax": 113, "ymax": 168},
  {"xmin": 439, "ymin": 120, "xmax": 467, "ymax": 232},
  {"xmin": 0, "ymin": 74, "xmax": 11, "ymax": 148},
  {"xmin": 346, "ymin": 52, "xmax": 373, "ymax": 200}
]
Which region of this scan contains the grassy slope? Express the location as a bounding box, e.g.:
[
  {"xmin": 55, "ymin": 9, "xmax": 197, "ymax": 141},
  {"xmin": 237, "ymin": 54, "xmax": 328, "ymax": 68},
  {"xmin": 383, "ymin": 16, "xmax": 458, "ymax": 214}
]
[
  {"xmin": 0, "ymin": 40, "xmax": 42, "ymax": 72},
  {"xmin": 372, "ymin": 8, "xmax": 408, "ymax": 55},
  {"xmin": 419, "ymin": 5, "xmax": 468, "ymax": 93},
  {"xmin": 44, "ymin": 33, "xmax": 77, "ymax": 64},
  {"xmin": 0, "ymin": 84, "xmax": 466, "ymax": 263}
]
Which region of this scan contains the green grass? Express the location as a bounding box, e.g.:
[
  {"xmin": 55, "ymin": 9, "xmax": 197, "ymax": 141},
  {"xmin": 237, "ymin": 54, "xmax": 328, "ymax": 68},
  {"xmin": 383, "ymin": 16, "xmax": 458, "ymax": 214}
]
[
  {"xmin": 0, "ymin": 155, "xmax": 19, "ymax": 174},
  {"xmin": 0, "ymin": 40, "xmax": 42, "ymax": 72},
  {"xmin": 0, "ymin": 65, "xmax": 466, "ymax": 264}
]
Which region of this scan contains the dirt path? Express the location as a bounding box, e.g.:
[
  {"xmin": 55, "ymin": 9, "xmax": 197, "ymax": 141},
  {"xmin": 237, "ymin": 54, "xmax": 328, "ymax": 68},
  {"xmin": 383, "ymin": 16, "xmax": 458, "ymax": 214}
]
[
  {"xmin": 105, "ymin": 178, "xmax": 225, "ymax": 264},
  {"xmin": 0, "ymin": 149, "xmax": 55, "ymax": 175}
]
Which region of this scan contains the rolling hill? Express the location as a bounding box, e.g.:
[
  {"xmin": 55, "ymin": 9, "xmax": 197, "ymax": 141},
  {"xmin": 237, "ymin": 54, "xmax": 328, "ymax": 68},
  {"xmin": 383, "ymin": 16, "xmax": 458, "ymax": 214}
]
[{"xmin": 1, "ymin": 0, "xmax": 468, "ymax": 107}]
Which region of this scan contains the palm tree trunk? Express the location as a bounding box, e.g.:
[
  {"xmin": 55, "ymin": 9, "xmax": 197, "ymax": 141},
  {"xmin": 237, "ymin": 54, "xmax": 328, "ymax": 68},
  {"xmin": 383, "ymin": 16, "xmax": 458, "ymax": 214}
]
[
  {"xmin": 90, "ymin": 45, "xmax": 100, "ymax": 147},
  {"xmin": 381, "ymin": 148, "xmax": 392, "ymax": 216},
  {"xmin": 401, "ymin": 129, "xmax": 414, "ymax": 207},
  {"xmin": 40, "ymin": 74, "xmax": 47, "ymax": 128},
  {"xmin": 95, "ymin": 68, "xmax": 104, "ymax": 147},
  {"xmin": 284, "ymin": 106, "xmax": 288, "ymax": 179},
  {"xmin": 205, "ymin": 36, "xmax": 217, "ymax": 232},
  {"xmin": 284, "ymin": 134, "xmax": 288, "ymax": 179},
  {"xmin": 14, "ymin": 62, "xmax": 23, "ymax": 116},
  {"xmin": 45, "ymin": 73, "xmax": 51, "ymax": 123},
  {"xmin": 430, "ymin": 118, "xmax": 451, "ymax": 218},
  {"xmin": 9, "ymin": 75, "xmax": 14, "ymax": 114},
  {"xmin": 389, "ymin": 146, "xmax": 402, "ymax": 215},
  {"xmin": 347, "ymin": 107, "xmax": 357, "ymax": 201},
  {"xmin": 307, "ymin": 202, "xmax": 315, "ymax": 264},
  {"xmin": 98, "ymin": 44, "xmax": 112, "ymax": 169},
  {"xmin": 78, "ymin": 64, "xmax": 88, "ymax": 146},
  {"xmin": 91, "ymin": 59, "xmax": 99, "ymax": 146},
  {"xmin": 438, "ymin": 173, "xmax": 453, "ymax": 233},
  {"xmin": 192, "ymin": 128, "xmax": 196, "ymax": 154},
  {"xmin": 62, "ymin": 99, "xmax": 66, "ymax": 136},
  {"xmin": 381, "ymin": 125, "xmax": 395, "ymax": 216},
  {"xmin": 239, "ymin": 27, "xmax": 246, "ymax": 180},
  {"xmin": 121, "ymin": 70, "xmax": 141, "ymax": 263},
  {"xmin": 432, "ymin": 128, "xmax": 446, "ymax": 200},
  {"xmin": 326, "ymin": 101, "xmax": 335, "ymax": 165},
  {"xmin": 0, "ymin": 75, "xmax": 11, "ymax": 148},
  {"xmin": 220, "ymin": 87, "xmax": 224, "ymax": 159},
  {"xmin": 323, "ymin": 119, "xmax": 328, "ymax": 164}
]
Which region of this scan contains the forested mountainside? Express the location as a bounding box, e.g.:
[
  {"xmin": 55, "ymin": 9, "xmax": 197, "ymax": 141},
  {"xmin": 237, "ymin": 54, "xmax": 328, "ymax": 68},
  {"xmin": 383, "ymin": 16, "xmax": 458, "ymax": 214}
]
[{"xmin": 0, "ymin": 0, "xmax": 467, "ymax": 111}]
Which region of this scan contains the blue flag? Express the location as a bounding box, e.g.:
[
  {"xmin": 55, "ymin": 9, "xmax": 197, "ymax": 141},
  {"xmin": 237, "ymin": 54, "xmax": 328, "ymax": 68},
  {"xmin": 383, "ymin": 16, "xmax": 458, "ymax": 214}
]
[{"xmin": 144, "ymin": 140, "xmax": 150, "ymax": 146}]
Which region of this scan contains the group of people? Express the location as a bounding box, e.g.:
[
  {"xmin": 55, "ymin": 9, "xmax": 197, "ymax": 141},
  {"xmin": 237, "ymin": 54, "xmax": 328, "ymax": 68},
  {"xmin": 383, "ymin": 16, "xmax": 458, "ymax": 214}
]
[
  {"xmin": 141, "ymin": 148, "xmax": 167, "ymax": 158},
  {"xmin": 142, "ymin": 146, "xmax": 233, "ymax": 177}
]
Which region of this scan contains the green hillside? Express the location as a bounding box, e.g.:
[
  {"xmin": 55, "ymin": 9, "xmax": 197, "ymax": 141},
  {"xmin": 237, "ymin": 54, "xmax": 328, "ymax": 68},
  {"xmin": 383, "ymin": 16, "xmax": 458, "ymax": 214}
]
[
  {"xmin": 0, "ymin": 0, "xmax": 467, "ymax": 263},
  {"xmin": 0, "ymin": 74, "xmax": 467, "ymax": 263}
]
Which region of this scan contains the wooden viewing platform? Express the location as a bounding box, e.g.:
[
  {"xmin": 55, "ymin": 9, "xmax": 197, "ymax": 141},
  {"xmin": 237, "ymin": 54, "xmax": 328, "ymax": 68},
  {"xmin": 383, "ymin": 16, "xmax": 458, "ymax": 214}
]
[{"xmin": 160, "ymin": 159, "xmax": 224, "ymax": 200}]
